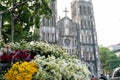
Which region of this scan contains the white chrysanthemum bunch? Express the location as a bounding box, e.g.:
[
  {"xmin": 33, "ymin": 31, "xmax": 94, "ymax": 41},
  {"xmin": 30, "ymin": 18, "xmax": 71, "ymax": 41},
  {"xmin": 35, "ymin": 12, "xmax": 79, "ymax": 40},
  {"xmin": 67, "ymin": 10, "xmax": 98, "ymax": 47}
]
[{"xmin": 32, "ymin": 55, "xmax": 90, "ymax": 80}]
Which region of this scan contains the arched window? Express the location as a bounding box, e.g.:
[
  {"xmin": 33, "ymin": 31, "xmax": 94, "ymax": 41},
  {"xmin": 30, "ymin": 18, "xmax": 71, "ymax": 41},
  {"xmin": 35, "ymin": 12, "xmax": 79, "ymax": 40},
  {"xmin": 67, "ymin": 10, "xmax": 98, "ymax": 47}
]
[
  {"xmin": 87, "ymin": 7, "xmax": 91, "ymax": 14},
  {"xmin": 42, "ymin": 32, "xmax": 45, "ymax": 40},
  {"xmin": 65, "ymin": 26, "xmax": 69, "ymax": 35},
  {"xmin": 81, "ymin": 20, "xmax": 83, "ymax": 28},
  {"xmin": 90, "ymin": 21, "xmax": 93, "ymax": 29},
  {"xmin": 52, "ymin": 33, "xmax": 55, "ymax": 42},
  {"xmin": 80, "ymin": 6, "xmax": 83, "ymax": 15}
]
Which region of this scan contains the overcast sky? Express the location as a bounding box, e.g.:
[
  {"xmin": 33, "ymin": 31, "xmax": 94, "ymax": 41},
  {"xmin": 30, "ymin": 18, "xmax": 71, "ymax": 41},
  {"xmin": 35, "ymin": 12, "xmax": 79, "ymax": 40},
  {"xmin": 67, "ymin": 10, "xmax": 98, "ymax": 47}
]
[{"xmin": 57, "ymin": 0, "xmax": 120, "ymax": 47}]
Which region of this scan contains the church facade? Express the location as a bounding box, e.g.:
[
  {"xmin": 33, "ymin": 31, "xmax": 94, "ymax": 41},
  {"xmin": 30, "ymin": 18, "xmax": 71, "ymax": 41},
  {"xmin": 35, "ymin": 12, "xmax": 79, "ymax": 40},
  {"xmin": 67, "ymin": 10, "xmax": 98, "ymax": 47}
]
[
  {"xmin": 40, "ymin": 0, "xmax": 101, "ymax": 77},
  {"xmin": 56, "ymin": 16, "xmax": 77, "ymax": 55}
]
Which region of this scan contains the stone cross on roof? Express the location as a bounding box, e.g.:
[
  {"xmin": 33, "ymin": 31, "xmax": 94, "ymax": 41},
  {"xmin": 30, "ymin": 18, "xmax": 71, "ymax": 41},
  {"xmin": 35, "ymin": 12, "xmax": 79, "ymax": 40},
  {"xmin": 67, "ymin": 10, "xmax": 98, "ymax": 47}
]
[{"xmin": 63, "ymin": 8, "xmax": 69, "ymax": 17}]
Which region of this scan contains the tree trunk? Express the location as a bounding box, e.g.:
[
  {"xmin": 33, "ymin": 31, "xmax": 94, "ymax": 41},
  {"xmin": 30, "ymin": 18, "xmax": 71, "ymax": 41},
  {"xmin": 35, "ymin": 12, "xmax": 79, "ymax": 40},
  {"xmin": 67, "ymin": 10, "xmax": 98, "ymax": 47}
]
[{"xmin": 11, "ymin": 13, "xmax": 14, "ymax": 42}]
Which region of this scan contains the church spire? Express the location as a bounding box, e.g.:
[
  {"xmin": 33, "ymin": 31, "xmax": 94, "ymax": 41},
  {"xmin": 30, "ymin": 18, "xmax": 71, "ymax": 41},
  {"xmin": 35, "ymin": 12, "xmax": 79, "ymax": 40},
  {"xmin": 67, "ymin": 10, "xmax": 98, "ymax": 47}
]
[{"xmin": 63, "ymin": 8, "xmax": 69, "ymax": 17}]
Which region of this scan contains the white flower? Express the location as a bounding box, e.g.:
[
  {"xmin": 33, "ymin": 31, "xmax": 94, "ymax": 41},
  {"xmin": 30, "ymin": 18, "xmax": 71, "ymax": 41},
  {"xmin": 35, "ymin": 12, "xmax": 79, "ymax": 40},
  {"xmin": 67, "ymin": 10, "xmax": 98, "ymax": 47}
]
[
  {"xmin": 31, "ymin": 55, "xmax": 90, "ymax": 80},
  {"xmin": 0, "ymin": 50, "xmax": 3, "ymax": 56}
]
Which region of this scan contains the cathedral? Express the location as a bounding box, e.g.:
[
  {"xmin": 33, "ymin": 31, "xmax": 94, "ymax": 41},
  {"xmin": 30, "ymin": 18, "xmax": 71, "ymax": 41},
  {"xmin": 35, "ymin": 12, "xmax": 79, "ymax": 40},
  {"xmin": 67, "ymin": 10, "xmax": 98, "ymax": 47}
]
[{"xmin": 40, "ymin": 0, "xmax": 101, "ymax": 77}]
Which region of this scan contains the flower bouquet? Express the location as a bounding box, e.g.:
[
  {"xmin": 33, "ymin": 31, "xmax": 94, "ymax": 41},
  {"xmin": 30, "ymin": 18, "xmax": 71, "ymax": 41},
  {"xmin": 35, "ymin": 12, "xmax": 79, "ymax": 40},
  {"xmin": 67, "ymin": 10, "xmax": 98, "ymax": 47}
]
[{"xmin": 4, "ymin": 62, "xmax": 38, "ymax": 80}]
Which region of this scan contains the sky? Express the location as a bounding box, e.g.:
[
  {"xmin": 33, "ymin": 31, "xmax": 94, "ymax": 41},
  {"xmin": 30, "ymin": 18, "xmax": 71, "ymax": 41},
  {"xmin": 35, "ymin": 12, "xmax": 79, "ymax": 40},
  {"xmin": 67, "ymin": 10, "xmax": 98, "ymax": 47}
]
[{"xmin": 57, "ymin": 0, "xmax": 120, "ymax": 47}]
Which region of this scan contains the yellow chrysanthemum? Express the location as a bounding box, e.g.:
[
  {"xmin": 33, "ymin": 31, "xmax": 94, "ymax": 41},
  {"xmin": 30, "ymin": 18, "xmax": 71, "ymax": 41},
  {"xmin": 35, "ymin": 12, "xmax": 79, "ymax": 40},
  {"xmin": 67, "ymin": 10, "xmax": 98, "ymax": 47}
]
[{"xmin": 4, "ymin": 62, "xmax": 38, "ymax": 80}]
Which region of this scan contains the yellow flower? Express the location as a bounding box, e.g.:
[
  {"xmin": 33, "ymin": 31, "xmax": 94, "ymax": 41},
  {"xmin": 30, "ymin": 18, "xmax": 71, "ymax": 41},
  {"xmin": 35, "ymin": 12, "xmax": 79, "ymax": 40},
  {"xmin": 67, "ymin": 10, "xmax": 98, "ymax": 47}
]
[{"xmin": 4, "ymin": 62, "xmax": 38, "ymax": 80}]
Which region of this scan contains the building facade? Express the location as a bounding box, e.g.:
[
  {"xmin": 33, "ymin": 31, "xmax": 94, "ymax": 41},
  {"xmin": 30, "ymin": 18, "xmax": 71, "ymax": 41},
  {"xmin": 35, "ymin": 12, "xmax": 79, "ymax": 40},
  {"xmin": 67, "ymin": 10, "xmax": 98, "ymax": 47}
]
[
  {"xmin": 108, "ymin": 44, "xmax": 120, "ymax": 57},
  {"xmin": 40, "ymin": 1, "xmax": 57, "ymax": 44},
  {"xmin": 40, "ymin": 0, "xmax": 101, "ymax": 77}
]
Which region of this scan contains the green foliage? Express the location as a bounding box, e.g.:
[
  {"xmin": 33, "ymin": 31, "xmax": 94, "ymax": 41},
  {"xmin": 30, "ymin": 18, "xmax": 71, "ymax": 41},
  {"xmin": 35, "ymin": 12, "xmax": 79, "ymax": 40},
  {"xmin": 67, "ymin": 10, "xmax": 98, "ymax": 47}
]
[
  {"xmin": 99, "ymin": 46, "xmax": 120, "ymax": 73},
  {"xmin": 0, "ymin": 0, "xmax": 55, "ymax": 42}
]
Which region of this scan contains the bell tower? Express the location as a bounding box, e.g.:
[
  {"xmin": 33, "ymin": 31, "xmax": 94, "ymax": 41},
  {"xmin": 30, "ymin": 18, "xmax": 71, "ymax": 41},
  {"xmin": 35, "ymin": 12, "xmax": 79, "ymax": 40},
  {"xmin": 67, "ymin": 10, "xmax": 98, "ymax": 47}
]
[{"xmin": 71, "ymin": 0, "xmax": 101, "ymax": 77}]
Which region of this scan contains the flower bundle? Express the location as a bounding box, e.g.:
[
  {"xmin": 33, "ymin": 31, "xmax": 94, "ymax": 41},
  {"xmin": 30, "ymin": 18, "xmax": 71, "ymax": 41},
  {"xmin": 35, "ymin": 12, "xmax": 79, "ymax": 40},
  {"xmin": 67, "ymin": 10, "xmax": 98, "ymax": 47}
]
[
  {"xmin": 0, "ymin": 50, "xmax": 35, "ymax": 63},
  {"xmin": 4, "ymin": 62, "xmax": 38, "ymax": 80},
  {"xmin": 8, "ymin": 41, "xmax": 71, "ymax": 58},
  {"xmin": 31, "ymin": 55, "xmax": 90, "ymax": 80},
  {"xmin": 0, "ymin": 41, "xmax": 90, "ymax": 80}
]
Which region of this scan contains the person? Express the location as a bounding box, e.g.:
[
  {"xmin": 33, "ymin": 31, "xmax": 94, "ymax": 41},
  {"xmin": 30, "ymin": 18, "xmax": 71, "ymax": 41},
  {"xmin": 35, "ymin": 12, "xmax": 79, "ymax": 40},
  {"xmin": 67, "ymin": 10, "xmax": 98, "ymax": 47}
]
[
  {"xmin": 99, "ymin": 74, "xmax": 107, "ymax": 80},
  {"xmin": 91, "ymin": 75, "xmax": 96, "ymax": 80},
  {"xmin": 106, "ymin": 74, "xmax": 110, "ymax": 80}
]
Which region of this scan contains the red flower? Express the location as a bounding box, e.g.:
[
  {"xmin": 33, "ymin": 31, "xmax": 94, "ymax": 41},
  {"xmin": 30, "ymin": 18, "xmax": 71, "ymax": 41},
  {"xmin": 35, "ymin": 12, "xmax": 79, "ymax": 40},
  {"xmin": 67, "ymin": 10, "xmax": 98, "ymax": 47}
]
[
  {"xmin": 0, "ymin": 50, "xmax": 36, "ymax": 63},
  {"xmin": 12, "ymin": 54, "xmax": 19, "ymax": 61},
  {"xmin": 0, "ymin": 53, "xmax": 11, "ymax": 63},
  {"xmin": 1, "ymin": 53, "xmax": 6, "ymax": 62},
  {"xmin": 30, "ymin": 54, "xmax": 35, "ymax": 59},
  {"xmin": 10, "ymin": 52, "xmax": 15, "ymax": 56},
  {"xmin": 6, "ymin": 55, "xmax": 11, "ymax": 61}
]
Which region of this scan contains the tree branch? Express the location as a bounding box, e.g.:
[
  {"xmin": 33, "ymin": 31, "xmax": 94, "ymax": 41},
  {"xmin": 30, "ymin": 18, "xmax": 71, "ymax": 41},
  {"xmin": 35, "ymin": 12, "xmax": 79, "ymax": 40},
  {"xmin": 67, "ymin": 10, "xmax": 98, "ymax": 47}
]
[{"xmin": 0, "ymin": 0, "xmax": 29, "ymax": 15}]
